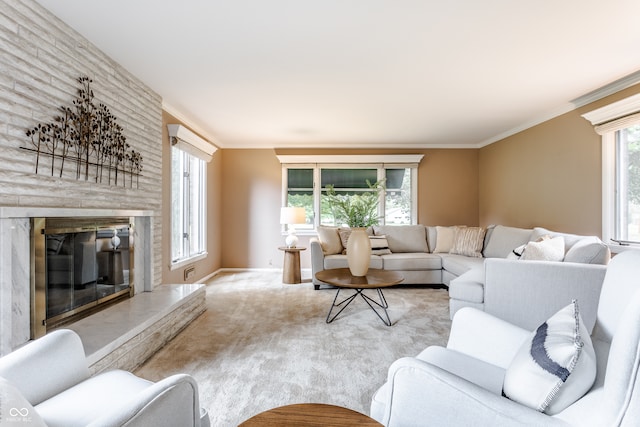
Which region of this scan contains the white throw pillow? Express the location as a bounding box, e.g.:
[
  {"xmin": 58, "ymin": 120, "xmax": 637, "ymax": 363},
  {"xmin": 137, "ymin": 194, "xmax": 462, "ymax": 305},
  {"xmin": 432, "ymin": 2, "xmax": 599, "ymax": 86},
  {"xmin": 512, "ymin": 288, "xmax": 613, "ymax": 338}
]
[
  {"xmin": 507, "ymin": 243, "xmax": 526, "ymax": 260},
  {"xmin": 433, "ymin": 226, "xmax": 457, "ymax": 253},
  {"xmin": 503, "ymin": 300, "xmax": 596, "ymax": 414},
  {"xmin": 520, "ymin": 236, "xmax": 565, "ymax": 262}
]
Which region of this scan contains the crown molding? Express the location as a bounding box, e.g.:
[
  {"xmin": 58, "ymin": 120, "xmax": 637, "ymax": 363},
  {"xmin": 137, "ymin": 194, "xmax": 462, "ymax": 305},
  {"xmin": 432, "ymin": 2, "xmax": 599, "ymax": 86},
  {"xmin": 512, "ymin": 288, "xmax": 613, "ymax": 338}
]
[
  {"xmin": 162, "ymin": 101, "xmax": 223, "ymax": 148},
  {"xmin": 276, "ymin": 154, "xmax": 424, "ymax": 164},
  {"xmin": 581, "ymin": 92, "xmax": 640, "ymax": 126},
  {"xmin": 571, "ymin": 70, "xmax": 640, "ymax": 108}
]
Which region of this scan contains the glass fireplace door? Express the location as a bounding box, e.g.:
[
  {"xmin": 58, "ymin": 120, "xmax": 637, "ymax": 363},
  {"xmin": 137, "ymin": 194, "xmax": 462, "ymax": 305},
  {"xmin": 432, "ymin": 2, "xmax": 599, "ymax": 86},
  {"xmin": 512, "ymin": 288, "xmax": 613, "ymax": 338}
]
[
  {"xmin": 46, "ymin": 231, "xmax": 98, "ymax": 319},
  {"xmin": 33, "ymin": 217, "xmax": 133, "ymax": 335}
]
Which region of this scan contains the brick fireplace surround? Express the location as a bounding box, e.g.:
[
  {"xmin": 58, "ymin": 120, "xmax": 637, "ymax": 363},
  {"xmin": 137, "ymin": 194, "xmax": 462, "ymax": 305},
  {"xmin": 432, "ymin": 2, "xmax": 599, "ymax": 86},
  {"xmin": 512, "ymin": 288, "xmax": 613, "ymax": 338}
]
[{"xmin": 0, "ymin": 207, "xmax": 206, "ymax": 374}]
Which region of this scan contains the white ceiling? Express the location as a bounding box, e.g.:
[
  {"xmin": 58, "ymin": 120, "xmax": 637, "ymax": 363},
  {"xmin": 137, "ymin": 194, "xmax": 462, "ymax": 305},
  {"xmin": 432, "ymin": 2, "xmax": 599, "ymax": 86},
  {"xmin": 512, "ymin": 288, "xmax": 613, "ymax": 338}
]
[{"xmin": 36, "ymin": 0, "xmax": 640, "ymax": 149}]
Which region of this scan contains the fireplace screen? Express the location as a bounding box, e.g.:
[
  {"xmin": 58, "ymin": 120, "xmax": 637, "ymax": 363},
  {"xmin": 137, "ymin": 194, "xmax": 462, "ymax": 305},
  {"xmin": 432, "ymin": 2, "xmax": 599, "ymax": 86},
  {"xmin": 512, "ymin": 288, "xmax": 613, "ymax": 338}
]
[{"xmin": 32, "ymin": 217, "xmax": 134, "ymax": 337}]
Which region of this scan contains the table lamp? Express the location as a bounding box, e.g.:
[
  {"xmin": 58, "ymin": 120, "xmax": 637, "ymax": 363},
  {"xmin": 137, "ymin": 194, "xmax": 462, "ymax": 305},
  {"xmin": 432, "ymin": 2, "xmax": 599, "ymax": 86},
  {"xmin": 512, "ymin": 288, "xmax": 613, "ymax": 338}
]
[{"xmin": 280, "ymin": 206, "xmax": 306, "ymax": 248}]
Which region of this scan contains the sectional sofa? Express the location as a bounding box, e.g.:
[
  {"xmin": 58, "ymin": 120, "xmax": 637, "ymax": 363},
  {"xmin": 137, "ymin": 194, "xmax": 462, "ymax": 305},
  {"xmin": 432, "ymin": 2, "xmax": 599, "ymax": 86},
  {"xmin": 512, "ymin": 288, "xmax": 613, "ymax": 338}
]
[{"xmin": 310, "ymin": 224, "xmax": 610, "ymax": 327}]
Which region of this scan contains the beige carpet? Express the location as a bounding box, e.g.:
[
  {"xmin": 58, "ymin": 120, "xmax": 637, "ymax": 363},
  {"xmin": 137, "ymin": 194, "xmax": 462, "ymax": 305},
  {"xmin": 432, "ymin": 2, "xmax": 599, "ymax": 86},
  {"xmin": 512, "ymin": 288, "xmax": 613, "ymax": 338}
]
[{"xmin": 134, "ymin": 271, "xmax": 452, "ymax": 426}]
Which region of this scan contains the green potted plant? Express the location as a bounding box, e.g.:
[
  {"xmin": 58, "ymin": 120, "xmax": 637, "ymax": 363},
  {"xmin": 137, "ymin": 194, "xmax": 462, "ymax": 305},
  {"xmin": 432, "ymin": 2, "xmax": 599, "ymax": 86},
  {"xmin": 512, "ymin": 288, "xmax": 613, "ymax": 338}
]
[
  {"xmin": 324, "ymin": 179, "xmax": 385, "ymax": 276},
  {"xmin": 324, "ymin": 179, "xmax": 385, "ymax": 227}
]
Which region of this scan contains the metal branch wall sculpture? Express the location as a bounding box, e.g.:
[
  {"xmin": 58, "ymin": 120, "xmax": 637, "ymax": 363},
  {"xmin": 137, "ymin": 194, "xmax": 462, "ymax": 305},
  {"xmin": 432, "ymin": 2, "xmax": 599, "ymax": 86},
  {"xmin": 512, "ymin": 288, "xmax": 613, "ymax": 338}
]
[{"xmin": 24, "ymin": 76, "xmax": 143, "ymax": 188}]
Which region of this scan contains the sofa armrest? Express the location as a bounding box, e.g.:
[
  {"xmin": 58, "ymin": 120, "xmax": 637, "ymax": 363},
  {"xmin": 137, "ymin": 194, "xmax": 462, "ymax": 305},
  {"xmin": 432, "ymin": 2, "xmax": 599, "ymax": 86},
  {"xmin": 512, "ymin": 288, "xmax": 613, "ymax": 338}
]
[
  {"xmin": 310, "ymin": 238, "xmax": 326, "ymax": 287},
  {"xmin": 484, "ymin": 259, "xmax": 607, "ymax": 332},
  {"xmin": 378, "ymin": 357, "xmax": 570, "ymax": 427},
  {"xmin": 87, "ymin": 374, "xmax": 204, "ymax": 427},
  {"xmin": 0, "ymin": 329, "xmax": 90, "ymax": 405},
  {"xmin": 445, "ymin": 307, "xmax": 530, "ymax": 369}
]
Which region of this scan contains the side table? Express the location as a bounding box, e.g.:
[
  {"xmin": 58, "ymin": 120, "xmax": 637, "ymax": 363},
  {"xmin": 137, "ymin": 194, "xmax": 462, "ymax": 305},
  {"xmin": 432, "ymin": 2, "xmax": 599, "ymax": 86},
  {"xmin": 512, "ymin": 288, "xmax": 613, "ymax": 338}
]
[{"xmin": 278, "ymin": 246, "xmax": 306, "ymax": 284}]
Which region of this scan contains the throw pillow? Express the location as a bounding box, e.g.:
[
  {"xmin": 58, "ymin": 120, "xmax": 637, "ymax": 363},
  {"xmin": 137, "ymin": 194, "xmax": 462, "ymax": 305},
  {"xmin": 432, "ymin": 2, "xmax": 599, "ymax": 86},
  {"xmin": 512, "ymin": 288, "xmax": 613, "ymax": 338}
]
[
  {"xmin": 507, "ymin": 243, "xmax": 526, "ymax": 260},
  {"xmin": 338, "ymin": 228, "xmax": 352, "ymax": 254},
  {"xmin": 482, "ymin": 225, "xmax": 533, "ymax": 258},
  {"xmin": 316, "ymin": 226, "xmax": 343, "ymax": 255},
  {"xmin": 564, "ymin": 238, "xmax": 610, "ymax": 265},
  {"xmin": 520, "ymin": 236, "xmax": 565, "ymax": 262},
  {"xmin": 502, "ymin": 300, "xmax": 596, "ymax": 414},
  {"xmin": 369, "ymin": 235, "xmax": 392, "ymax": 255},
  {"xmin": 449, "ymin": 227, "xmax": 486, "ymax": 258},
  {"xmin": 433, "ymin": 226, "xmax": 458, "ymax": 253}
]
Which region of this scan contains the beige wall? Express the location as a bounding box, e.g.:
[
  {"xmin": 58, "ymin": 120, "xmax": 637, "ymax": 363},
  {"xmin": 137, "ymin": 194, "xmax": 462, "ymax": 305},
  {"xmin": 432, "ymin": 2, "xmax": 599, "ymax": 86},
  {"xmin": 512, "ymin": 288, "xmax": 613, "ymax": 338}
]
[
  {"xmin": 180, "ymin": 82, "xmax": 640, "ymax": 272},
  {"xmin": 161, "ymin": 111, "xmax": 222, "ymax": 283},
  {"xmin": 479, "ymin": 83, "xmax": 640, "ymax": 236},
  {"xmin": 220, "ymin": 149, "xmax": 283, "ymax": 268},
  {"xmin": 220, "ymin": 148, "xmax": 479, "ymax": 269}
]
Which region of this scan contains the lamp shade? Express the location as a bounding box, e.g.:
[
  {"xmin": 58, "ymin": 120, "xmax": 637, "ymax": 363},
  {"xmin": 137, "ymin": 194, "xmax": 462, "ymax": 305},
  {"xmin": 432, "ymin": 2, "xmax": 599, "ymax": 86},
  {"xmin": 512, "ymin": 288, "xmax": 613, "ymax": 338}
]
[{"xmin": 280, "ymin": 207, "xmax": 306, "ymax": 225}]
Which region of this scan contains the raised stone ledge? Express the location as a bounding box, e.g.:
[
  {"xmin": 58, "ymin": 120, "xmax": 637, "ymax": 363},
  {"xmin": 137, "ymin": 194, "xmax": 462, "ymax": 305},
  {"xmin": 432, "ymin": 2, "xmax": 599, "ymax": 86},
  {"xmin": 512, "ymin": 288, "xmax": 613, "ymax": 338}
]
[{"xmin": 62, "ymin": 283, "xmax": 206, "ymax": 375}]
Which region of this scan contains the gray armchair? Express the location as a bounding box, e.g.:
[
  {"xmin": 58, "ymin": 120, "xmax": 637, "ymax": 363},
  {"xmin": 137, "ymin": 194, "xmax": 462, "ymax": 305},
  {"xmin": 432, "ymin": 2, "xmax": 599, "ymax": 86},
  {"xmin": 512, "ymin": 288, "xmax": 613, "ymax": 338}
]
[
  {"xmin": 371, "ymin": 250, "xmax": 640, "ymax": 426},
  {"xmin": 0, "ymin": 329, "xmax": 209, "ymax": 427}
]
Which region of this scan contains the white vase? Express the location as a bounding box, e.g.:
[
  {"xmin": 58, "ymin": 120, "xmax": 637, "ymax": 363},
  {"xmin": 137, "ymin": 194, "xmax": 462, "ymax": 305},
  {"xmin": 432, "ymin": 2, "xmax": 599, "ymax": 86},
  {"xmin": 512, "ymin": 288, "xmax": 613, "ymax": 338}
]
[
  {"xmin": 347, "ymin": 228, "xmax": 371, "ymax": 277},
  {"xmin": 110, "ymin": 229, "xmax": 121, "ymax": 250}
]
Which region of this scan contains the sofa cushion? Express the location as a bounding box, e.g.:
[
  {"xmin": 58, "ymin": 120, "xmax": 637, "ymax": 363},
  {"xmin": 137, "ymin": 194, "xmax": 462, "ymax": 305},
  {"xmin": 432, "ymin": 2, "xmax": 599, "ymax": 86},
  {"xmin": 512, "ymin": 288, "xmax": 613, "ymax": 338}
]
[
  {"xmin": 448, "ymin": 268, "xmax": 485, "ymax": 303},
  {"xmin": 450, "ymin": 227, "xmax": 486, "ymax": 258},
  {"xmin": 324, "ymin": 254, "xmax": 383, "ymax": 270},
  {"xmin": 426, "ymin": 226, "xmax": 437, "ymax": 253},
  {"xmin": 316, "ymin": 226, "xmax": 343, "ymax": 255},
  {"xmin": 502, "ymin": 300, "xmax": 596, "ymax": 415},
  {"xmin": 369, "ymin": 235, "xmax": 392, "ymax": 255},
  {"xmin": 0, "ymin": 377, "xmax": 47, "ymax": 427},
  {"xmin": 440, "ymin": 254, "xmax": 485, "ymax": 277},
  {"xmin": 381, "ymin": 253, "xmax": 442, "ymax": 271},
  {"xmin": 564, "ymin": 237, "xmax": 610, "ymax": 265},
  {"xmin": 417, "ymin": 346, "xmax": 506, "ymax": 395},
  {"xmin": 482, "ymin": 225, "xmax": 533, "ymax": 258},
  {"xmin": 35, "ymin": 370, "xmax": 153, "ymax": 427},
  {"xmin": 373, "ymin": 225, "xmax": 428, "ymax": 253},
  {"xmin": 530, "ymin": 228, "xmax": 583, "ymax": 253},
  {"xmin": 433, "ymin": 226, "xmax": 457, "ymax": 253},
  {"xmin": 520, "ymin": 236, "xmax": 565, "ymax": 262}
]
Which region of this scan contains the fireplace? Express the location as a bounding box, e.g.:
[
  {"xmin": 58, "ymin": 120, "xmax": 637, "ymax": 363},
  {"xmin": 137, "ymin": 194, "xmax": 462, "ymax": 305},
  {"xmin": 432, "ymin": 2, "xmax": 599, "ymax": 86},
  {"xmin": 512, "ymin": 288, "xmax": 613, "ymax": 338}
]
[
  {"xmin": 0, "ymin": 207, "xmax": 154, "ymax": 355},
  {"xmin": 31, "ymin": 217, "xmax": 135, "ymax": 337}
]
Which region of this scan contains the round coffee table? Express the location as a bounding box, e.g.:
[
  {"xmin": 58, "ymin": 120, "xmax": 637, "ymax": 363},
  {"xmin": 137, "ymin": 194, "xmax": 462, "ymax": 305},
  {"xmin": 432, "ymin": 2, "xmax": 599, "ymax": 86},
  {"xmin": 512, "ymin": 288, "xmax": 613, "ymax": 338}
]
[
  {"xmin": 239, "ymin": 403, "xmax": 382, "ymax": 426},
  {"xmin": 315, "ymin": 268, "xmax": 403, "ymax": 326}
]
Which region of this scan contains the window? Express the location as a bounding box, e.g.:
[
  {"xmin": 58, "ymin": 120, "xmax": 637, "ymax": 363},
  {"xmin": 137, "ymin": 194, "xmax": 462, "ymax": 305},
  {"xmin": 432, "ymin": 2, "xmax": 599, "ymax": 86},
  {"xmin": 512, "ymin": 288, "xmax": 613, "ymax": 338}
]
[
  {"xmin": 279, "ymin": 155, "xmax": 422, "ymax": 230},
  {"xmin": 286, "ymin": 168, "xmax": 314, "ymax": 231},
  {"xmin": 320, "ymin": 168, "xmax": 379, "ymax": 226},
  {"xmin": 582, "ymin": 93, "xmax": 640, "ymax": 249},
  {"xmin": 171, "ymin": 146, "xmax": 206, "ymax": 264},
  {"xmin": 615, "ymin": 125, "xmax": 640, "ymax": 243}
]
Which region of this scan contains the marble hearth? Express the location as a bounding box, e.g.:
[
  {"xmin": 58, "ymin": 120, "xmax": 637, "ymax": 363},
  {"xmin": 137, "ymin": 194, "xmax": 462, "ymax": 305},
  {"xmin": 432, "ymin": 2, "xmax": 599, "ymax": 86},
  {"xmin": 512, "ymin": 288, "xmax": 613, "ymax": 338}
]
[{"xmin": 0, "ymin": 207, "xmax": 154, "ymax": 356}]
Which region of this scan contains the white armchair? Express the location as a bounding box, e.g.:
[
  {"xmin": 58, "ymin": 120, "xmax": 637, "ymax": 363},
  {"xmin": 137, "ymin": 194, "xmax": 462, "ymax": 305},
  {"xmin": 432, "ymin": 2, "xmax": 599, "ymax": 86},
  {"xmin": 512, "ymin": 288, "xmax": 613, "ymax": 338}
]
[
  {"xmin": 0, "ymin": 329, "xmax": 209, "ymax": 427},
  {"xmin": 371, "ymin": 250, "xmax": 640, "ymax": 426}
]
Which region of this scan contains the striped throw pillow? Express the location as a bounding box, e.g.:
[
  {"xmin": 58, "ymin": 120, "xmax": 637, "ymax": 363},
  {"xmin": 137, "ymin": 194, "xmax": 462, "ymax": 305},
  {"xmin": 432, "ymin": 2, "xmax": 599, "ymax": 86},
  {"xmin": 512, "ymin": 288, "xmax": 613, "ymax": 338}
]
[
  {"xmin": 369, "ymin": 235, "xmax": 391, "ymax": 255},
  {"xmin": 449, "ymin": 227, "xmax": 486, "ymax": 258}
]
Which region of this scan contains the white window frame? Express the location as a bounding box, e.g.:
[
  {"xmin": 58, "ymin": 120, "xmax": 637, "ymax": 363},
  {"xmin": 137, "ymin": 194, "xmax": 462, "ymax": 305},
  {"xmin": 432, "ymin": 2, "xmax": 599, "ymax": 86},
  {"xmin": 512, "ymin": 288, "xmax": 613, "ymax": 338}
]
[
  {"xmin": 583, "ymin": 94, "xmax": 640, "ymax": 253},
  {"xmin": 277, "ymin": 155, "xmax": 423, "ymax": 232},
  {"xmin": 170, "ymin": 146, "xmax": 207, "ymax": 269}
]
